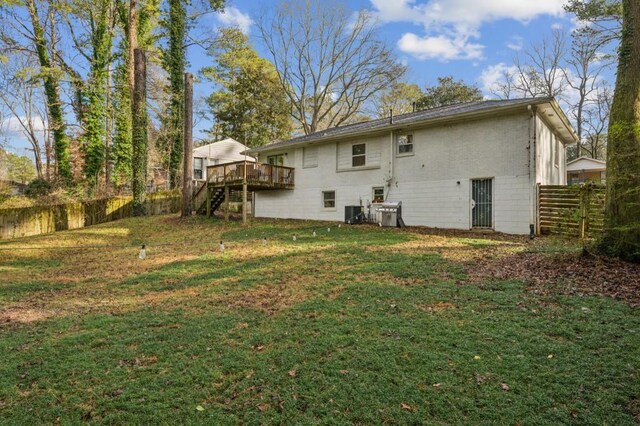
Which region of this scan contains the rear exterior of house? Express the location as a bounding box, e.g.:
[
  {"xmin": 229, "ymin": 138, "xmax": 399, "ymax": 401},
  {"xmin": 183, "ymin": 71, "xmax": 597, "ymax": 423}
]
[{"xmin": 247, "ymin": 98, "xmax": 576, "ymax": 235}]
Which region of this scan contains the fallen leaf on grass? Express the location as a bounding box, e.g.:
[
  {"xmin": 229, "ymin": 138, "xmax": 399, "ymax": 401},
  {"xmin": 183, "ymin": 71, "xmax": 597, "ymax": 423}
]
[
  {"xmin": 288, "ymin": 369, "xmax": 297, "ymax": 377},
  {"xmin": 474, "ymin": 355, "xmax": 481, "ymax": 360},
  {"xmin": 340, "ymin": 370, "xmax": 349, "ymax": 375},
  {"xmin": 548, "ymin": 354, "xmax": 554, "ymax": 359},
  {"xmin": 432, "ymin": 383, "xmax": 441, "ymax": 389},
  {"xmin": 570, "ymin": 410, "xmax": 578, "ymax": 419},
  {"xmin": 257, "ymin": 403, "xmax": 270, "ymax": 412},
  {"xmin": 501, "ymin": 383, "xmax": 510, "ymax": 391},
  {"xmin": 196, "ymin": 405, "xmax": 205, "ymax": 411},
  {"xmin": 400, "ymin": 403, "xmax": 412, "ymax": 411}
]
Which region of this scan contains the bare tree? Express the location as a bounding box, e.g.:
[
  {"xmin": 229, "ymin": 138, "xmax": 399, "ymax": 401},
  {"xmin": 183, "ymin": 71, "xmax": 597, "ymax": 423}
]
[
  {"xmin": 582, "ymin": 86, "xmax": 613, "ymax": 159},
  {"xmin": 564, "ymin": 27, "xmax": 615, "ymax": 156},
  {"xmin": 511, "ymin": 29, "xmax": 568, "ymax": 99},
  {"xmin": 0, "ymin": 55, "xmax": 49, "ymax": 178},
  {"xmin": 257, "ymin": 0, "xmax": 406, "ymax": 135}
]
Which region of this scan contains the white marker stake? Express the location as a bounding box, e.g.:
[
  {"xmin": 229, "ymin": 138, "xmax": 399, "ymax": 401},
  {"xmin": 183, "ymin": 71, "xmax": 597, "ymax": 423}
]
[
  {"xmin": 138, "ymin": 244, "xmax": 146, "ymax": 260},
  {"xmin": 292, "ymin": 235, "xmax": 297, "ymax": 241},
  {"xmin": 313, "ymin": 231, "xmax": 316, "ymax": 237},
  {"xmin": 219, "ymin": 241, "xmax": 225, "ymax": 252}
]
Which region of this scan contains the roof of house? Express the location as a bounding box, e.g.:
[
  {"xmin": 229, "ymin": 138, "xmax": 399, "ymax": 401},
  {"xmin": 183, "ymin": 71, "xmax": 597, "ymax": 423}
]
[
  {"xmin": 193, "ymin": 138, "xmax": 256, "ymax": 162},
  {"xmin": 246, "ymin": 97, "xmax": 577, "ymax": 155},
  {"xmin": 566, "ymin": 156, "xmax": 606, "ymax": 172}
]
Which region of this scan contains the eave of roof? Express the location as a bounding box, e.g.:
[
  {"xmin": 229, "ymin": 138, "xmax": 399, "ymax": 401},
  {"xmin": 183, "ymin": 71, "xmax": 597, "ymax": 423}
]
[{"xmin": 246, "ymin": 97, "xmax": 578, "ymax": 155}]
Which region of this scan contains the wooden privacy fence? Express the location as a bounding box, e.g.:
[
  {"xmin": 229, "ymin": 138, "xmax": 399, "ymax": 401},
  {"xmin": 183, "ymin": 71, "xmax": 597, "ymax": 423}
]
[
  {"xmin": 537, "ymin": 184, "xmax": 605, "ymax": 238},
  {"xmin": 0, "ymin": 192, "xmax": 181, "ymax": 240}
]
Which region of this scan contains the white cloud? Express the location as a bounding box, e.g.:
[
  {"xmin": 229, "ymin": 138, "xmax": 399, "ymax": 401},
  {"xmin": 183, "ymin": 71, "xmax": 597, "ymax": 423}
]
[
  {"xmin": 215, "ymin": 6, "xmax": 253, "ymax": 34},
  {"xmin": 506, "ymin": 36, "xmax": 523, "ymax": 51},
  {"xmin": 478, "ymin": 63, "xmax": 518, "ymax": 94},
  {"xmin": 1, "ymin": 116, "xmax": 47, "ymax": 135},
  {"xmin": 370, "ymin": 0, "xmax": 565, "ymax": 61},
  {"xmin": 398, "ymin": 33, "xmax": 483, "ymax": 61}
]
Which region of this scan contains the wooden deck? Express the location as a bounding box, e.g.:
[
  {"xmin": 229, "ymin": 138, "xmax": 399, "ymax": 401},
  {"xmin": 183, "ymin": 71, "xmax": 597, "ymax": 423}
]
[{"xmin": 206, "ymin": 161, "xmax": 294, "ymax": 190}]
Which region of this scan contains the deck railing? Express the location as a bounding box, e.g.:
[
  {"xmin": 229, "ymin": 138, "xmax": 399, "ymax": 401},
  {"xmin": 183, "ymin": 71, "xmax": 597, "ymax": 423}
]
[{"xmin": 206, "ymin": 161, "xmax": 294, "ymax": 189}]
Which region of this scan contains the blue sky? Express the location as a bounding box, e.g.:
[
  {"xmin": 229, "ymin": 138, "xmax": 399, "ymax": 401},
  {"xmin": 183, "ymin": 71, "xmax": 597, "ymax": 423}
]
[
  {"xmin": 3, "ymin": 0, "xmax": 597, "ymax": 156},
  {"xmin": 198, "ymin": 0, "xmax": 576, "ymax": 91}
]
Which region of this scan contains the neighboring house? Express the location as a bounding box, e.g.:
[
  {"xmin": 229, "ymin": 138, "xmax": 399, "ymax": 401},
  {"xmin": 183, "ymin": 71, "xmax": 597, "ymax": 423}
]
[
  {"xmin": 193, "ymin": 138, "xmax": 256, "ymax": 182},
  {"xmin": 566, "ymin": 157, "xmax": 606, "ymax": 184},
  {"xmin": 0, "ymin": 180, "xmax": 28, "ymax": 196},
  {"xmin": 246, "ymin": 98, "xmax": 577, "ymax": 235}
]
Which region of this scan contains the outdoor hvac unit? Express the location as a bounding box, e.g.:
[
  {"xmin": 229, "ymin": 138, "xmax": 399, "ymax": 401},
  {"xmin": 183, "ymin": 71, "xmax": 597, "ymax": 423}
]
[
  {"xmin": 377, "ymin": 202, "xmax": 402, "ymax": 227},
  {"xmin": 345, "ymin": 205, "xmax": 364, "ymax": 224}
]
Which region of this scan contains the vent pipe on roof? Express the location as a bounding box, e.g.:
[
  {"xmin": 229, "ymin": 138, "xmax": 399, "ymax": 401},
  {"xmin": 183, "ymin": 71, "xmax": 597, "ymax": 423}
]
[
  {"xmin": 412, "ymin": 102, "xmax": 416, "ymax": 112},
  {"xmin": 390, "ymin": 109, "xmax": 394, "ymax": 124}
]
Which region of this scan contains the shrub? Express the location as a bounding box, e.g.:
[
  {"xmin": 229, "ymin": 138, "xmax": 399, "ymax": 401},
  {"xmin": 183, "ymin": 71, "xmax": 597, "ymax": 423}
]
[{"xmin": 25, "ymin": 178, "xmax": 53, "ymax": 198}]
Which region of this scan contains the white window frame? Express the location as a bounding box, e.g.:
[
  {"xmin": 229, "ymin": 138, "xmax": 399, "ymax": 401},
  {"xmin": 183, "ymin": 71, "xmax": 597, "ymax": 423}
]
[
  {"xmin": 193, "ymin": 157, "xmax": 204, "ymax": 180},
  {"xmin": 372, "ymin": 187, "xmax": 384, "ymax": 203},
  {"xmin": 396, "ymin": 133, "xmax": 414, "ymax": 156},
  {"xmin": 351, "ymin": 143, "xmax": 366, "ymax": 167},
  {"xmin": 322, "ymin": 190, "xmax": 336, "ymax": 210}
]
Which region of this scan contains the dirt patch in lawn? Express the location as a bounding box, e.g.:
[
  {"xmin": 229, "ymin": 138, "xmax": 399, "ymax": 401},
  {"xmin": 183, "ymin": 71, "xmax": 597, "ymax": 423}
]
[
  {"xmin": 465, "ymin": 251, "xmax": 640, "ymax": 307},
  {"xmin": 0, "ymin": 305, "xmax": 55, "ymax": 324}
]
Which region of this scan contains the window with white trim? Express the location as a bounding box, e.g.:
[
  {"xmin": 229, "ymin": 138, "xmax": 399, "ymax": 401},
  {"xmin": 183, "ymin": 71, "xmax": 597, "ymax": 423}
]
[
  {"xmin": 397, "ymin": 134, "xmax": 414, "ymax": 155},
  {"xmin": 194, "ymin": 157, "xmax": 204, "ymax": 180},
  {"xmin": 352, "ymin": 144, "xmax": 366, "ymax": 167},
  {"xmin": 372, "ymin": 187, "xmax": 384, "ymax": 203},
  {"xmin": 322, "ymin": 191, "xmax": 336, "ymax": 208}
]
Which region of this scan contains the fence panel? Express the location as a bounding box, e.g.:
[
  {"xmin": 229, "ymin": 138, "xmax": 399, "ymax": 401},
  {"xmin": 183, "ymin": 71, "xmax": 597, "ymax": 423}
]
[{"xmin": 538, "ymin": 184, "xmax": 605, "ymax": 238}]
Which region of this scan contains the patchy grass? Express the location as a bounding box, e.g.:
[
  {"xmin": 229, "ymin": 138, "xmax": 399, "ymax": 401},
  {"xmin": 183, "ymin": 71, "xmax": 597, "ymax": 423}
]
[{"xmin": 0, "ymin": 215, "xmax": 638, "ymax": 424}]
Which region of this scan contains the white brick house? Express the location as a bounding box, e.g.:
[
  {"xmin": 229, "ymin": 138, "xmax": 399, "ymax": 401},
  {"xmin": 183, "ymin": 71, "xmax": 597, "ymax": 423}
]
[{"xmin": 246, "ymin": 98, "xmax": 577, "ymax": 235}]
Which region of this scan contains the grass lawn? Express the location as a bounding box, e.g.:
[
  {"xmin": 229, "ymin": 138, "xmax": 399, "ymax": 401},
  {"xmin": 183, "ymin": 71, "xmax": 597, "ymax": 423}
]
[{"xmin": 0, "ymin": 215, "xmax": 638, "ymax": 424}]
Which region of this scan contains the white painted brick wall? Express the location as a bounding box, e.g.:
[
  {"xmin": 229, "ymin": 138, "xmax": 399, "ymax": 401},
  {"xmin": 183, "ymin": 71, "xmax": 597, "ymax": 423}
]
[{"xmin": 255, "ymin": 112, "xmax": 545, "ymax": 235}]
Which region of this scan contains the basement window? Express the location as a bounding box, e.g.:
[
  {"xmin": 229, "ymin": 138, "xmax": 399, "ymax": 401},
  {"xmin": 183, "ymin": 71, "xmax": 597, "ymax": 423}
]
[
  {"xmin": 372, "ymin": 187, "xmax": 384, "ymax": 203},
  {"xmin": 322, "ymin": 191, "xmax": 336, "ymax": 209},
  {"xmin": 352, "ymin": 144, "xmax": 366, "ymax": 167}
]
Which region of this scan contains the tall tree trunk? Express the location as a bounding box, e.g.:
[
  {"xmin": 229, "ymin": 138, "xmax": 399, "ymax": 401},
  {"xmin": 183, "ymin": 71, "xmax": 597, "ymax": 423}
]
[
  {"xmin": 84, "ymin": 0, "xmax": 115, "ymax": 192},
  {"xmin": 132, "ymin": 48, "xmax": 148, "ymax": 215},
  {"xmin": 128, "ymin": 0, "xmax": 138, "ymax": 95},
  {"xmin": 601, "ymin": 0, "xmax": 640, "ymax": 262},
  {"xmin": 25, "ymin": 0, "xmax": 72, "ymax": 183},
  {"xmin": 165, "ymin": 0, "xmax": 186, "ymax": 189}
]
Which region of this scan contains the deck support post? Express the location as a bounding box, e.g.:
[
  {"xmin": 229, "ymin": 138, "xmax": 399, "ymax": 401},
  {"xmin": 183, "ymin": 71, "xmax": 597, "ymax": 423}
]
[
  {"xmin": 242, "ymin": 182, "xmax": 248, "ymax": 224},
  {"xmin": 205, "ymin": 185, "xmax": 211, "ymax": 217},
  {"xmin": 224, "ymin": 185, "xmax": 230, "ymax": 222}
]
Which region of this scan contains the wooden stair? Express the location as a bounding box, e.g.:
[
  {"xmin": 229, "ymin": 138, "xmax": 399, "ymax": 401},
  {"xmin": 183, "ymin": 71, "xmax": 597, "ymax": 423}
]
[{"xmin": 195, "ymin": 186, "xmax": 225, "ymax": 215}]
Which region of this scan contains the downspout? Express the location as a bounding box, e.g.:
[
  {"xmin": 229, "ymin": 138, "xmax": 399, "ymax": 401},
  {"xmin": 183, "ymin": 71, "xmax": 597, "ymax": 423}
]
[
  {"xmin": 387, "ymin": 129, "xmax": 394, "ymax": 201},
  {"xmin": 528, "ymin": 105, "xmax": 538, "ymax": 238}
]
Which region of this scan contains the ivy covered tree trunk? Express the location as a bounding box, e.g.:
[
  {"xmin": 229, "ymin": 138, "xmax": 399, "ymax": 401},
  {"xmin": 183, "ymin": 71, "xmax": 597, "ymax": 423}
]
[
  {"xmin": 111, "ymin": 0, "xmax": 158, "ymax": 190},
  {"xmin": 163, "ymin": 0, "xmax": 186, "ymax": 189},
  {"xmin": 25, "ymin": 0, "xmax": 72, "ymax": 183},
  {"xmin": 132, "ymin": 48, "xmax": 148, "ymax": 215},
  {"xmin": 84, "ymin": 1, "xmax": 114, "ymax": 191},
  {"xmin": 600, "ymin": 0, "xmax": 640, "ymax": 262}
]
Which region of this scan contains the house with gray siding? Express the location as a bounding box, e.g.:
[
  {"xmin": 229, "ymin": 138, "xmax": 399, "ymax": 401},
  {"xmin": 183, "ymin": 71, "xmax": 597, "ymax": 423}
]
[{"xmin": 243, "ymin": 98, "xmax": 577, "ymax": 235}]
